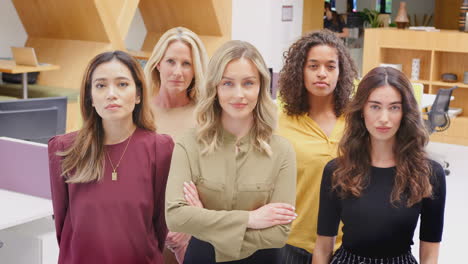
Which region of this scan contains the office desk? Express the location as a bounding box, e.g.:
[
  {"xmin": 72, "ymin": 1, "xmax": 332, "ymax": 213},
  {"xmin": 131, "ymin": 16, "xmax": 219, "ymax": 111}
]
[
  {"xmin": 0, "ymin": 189, "xmax": 57, "ymax": 264},
  {"xmin": 0, "ymin": 189, "xmax": 53, "ymax": 230},
  {"xmin": 0, "ymin": 60, "xmax": 60, "ymax": 99},
  {"xmin": 421, "ymin": 93, "xmax": 455, "ymax": 109}
]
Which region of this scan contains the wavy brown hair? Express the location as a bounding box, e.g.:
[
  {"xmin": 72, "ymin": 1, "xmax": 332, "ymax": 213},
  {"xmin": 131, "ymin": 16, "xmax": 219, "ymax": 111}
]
[
  {"xmin": 59, "ymin": 51, "xmax": 155, "ymax": 183},
  {"xmin": 332, "ymin": 67, "xmax": 432, "ymax": 207},
  {"xmin": 279, "ymin": 29, "xmax": 357, "ymax": 117}
]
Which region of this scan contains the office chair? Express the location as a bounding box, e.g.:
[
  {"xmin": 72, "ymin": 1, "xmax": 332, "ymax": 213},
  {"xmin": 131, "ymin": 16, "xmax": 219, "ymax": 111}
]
[{"xmin": 423, "ymin": 86, "xmax": 458, "ymax": 175}]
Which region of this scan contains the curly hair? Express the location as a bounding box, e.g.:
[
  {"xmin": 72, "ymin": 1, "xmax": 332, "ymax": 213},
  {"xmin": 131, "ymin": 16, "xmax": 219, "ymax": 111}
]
[
  {"xmin": 279, "ymin": 29, "xmax": 357, "ymax": 117},
  {"xmin": 332, "ymin": 67, "xmax": 433, "ymax": 207}
]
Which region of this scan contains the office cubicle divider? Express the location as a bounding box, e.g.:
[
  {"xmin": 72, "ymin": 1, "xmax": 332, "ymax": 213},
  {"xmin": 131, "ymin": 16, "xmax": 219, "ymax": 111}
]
[{"xmin": 0, "ymin": 137, "xmax": 51, "ymax": 199}]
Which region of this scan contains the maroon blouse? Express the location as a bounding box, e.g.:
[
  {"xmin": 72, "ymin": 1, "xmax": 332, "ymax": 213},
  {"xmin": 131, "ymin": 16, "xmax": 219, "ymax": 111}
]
[{"xmin": 48, "ymin": 128, "xmax": 174, "ymax": 264}]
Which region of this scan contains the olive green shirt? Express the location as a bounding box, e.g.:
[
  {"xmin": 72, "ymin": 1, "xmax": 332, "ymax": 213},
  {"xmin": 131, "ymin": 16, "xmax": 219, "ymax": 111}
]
[{"xmin": 165, "ymin": 129, "xmax": 296, "ymax": 262}]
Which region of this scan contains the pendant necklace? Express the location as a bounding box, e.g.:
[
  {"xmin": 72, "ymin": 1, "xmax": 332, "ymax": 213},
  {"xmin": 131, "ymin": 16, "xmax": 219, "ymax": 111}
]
[{"xmin": 106, "ymin": 132, "xmax": 133, "ymax": 181}]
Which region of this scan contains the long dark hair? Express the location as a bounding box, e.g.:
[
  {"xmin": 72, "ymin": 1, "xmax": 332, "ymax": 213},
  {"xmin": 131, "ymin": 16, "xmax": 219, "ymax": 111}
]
[
  {"xmin": 279, "ymin": 29, "xmax": 357, "ymax": 117},
  {"xmin": 59, "ymin": 51, "xmax": 155, "ymax": 183},
  {"xmin": 325, "ymin": 2, "xmax": 344, "ymax": 26},
  {"xmin": 333, "ymin": 67, "xmax": 432, "ymax": 207}
]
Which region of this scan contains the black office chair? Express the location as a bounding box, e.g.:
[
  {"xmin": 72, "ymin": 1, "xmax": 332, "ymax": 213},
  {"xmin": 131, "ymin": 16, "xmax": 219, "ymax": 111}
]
[{"xmin": 423, "ymin": 86, "xmax": 458, "ymax": 175}]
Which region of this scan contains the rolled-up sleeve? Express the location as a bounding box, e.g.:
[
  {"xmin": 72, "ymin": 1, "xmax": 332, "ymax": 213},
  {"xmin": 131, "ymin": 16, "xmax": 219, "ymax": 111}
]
[
  {"xmin": 241, "ymin": 141, "xmax": 296, "ymax": 251},
  {"xmin": 165, "ymin": 142, "xmax": 250, "ymax": 261}
]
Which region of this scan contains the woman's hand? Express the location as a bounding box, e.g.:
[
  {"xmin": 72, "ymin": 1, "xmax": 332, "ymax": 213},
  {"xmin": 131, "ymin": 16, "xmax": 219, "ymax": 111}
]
[
  {"xmin": 247, "ymin": 203, "xmax": 296, "ymax": 229},
  {"xmin": 166, "ymin": 231, "xmax": 191, "ymax": 250},
  {"xmin": 166, "ymin": 231, "xmax": 190, "ymax": 264},
  {"xmin": 173, "ymin": 242, "xmax": 188, "ymax": 263},
  {"xmin": 183, "ymin": 181, "xmax": 204, "ymax": 208}
]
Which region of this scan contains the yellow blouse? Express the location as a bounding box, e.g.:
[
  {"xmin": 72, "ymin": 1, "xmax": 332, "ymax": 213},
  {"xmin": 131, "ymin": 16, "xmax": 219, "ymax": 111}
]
[
  {"xmin": 165, "ymin": 129, "xmax": 296, "ymax": 262},
  {"xmin": 277, "ymin": 111, "xmax": 345, "ymax": 254}
]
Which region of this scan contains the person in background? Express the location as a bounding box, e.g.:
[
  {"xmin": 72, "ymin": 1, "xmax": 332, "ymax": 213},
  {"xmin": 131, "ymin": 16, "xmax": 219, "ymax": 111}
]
[
  {"xmin": 313, "ymin": 66, "xmax": 446, "ymax": 264},
  {"xmin": 324, "ymin": 2, "xmax": 349, "ymax": 39},
  {"xmin": 144, "ymin": 26, "xmax": 208, "ymax": 139},
  {"xmin": 165, "ymin": 40, "xmax": 297, "ymax": 263},
  {"xmin": 144, "ymin": 26, "xmax": 209, "ymax": 263},
  {"xmin": 277, "ymin": 30, "xmax": 358, "ymax": 263},
  {"xmin": 48, "ymin": 51, "xmax": 174, "ymax": 264}
]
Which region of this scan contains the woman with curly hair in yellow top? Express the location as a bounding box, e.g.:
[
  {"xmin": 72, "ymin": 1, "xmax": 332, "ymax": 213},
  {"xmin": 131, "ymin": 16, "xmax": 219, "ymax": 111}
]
[{"xmin": 277, "ymin": 29, "xmax": 358, "ymax": 263}]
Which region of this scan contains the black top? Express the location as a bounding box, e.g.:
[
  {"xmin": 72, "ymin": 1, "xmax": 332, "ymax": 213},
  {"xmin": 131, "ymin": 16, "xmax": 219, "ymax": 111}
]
[
  {"xmin": 317, "ymin": 159, "xmax": 446, "ymax": 258},
  {"xmin": 324, "ymin": 17, "xmax": 346, "ymax": 33}
]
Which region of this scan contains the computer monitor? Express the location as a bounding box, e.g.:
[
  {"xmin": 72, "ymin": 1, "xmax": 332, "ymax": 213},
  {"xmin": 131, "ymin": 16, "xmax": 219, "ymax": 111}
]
[
  {"xmin": 0, "ymin": 97, "xmax": 67, "ymax": 134},
  {"xmin": 0, "ymin": 107, "xmax": 58, "ymax": 144}
]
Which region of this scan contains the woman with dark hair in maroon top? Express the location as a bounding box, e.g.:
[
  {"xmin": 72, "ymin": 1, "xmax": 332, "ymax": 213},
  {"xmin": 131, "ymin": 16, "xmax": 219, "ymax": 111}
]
[{"xmin": 48, "ymin": 51, "xmax": 174, "ymax": 264}]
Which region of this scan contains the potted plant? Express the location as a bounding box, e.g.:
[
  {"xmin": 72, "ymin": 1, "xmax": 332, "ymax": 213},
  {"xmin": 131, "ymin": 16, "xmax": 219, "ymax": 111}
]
[{"xmin": 359, "ymin": 8, "xmax": 382, "ymax": 28}]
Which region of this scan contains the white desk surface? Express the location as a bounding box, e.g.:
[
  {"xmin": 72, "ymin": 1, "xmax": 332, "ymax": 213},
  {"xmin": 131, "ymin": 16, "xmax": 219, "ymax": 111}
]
[
  {"xmin": 0, "ymin": 189, "xmax": 53, "ymax": 230},
  {"xmin": 421, "ymin": 94, "xmax": 454, "ymax": 109}
]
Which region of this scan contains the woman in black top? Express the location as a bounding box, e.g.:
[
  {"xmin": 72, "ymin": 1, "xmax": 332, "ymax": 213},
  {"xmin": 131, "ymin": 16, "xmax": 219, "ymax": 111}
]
[
  {"xmin": 313, "ymin": 67, "xmax": 446, "ymax": 264},
  {"xmin": 324, "ymin": 2, "xmax": 349, "ymax": 38}
]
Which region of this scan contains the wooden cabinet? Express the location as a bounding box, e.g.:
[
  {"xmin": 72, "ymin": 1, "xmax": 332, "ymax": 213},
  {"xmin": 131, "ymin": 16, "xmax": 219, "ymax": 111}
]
[{"xmin": 363, "ymin": 28, "xmax": 468, "ymax": 145}]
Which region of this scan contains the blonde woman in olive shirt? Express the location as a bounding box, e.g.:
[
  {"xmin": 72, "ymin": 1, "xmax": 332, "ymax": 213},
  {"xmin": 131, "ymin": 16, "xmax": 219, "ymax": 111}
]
[{"xmin": 165, "ymin": 40, "xmax": 297, "ymax": 263}]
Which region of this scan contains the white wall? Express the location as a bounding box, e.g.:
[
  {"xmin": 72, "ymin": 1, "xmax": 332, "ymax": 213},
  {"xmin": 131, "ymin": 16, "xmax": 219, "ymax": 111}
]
[
  {"xmin": 0, "ymin": 0, "xmax": 27, "ymax": 58},
  {"xmin": 231, "ymin": 0, "xmax": 303, "ymax": 72},
  {"xmin": 335, "ymin": 0, "xmax": 347, "ymax": 14},
  {"xmin": 356, "ymin": 0, "xmax": 377, "ymax": 11},
  {"xmin": 125, "ymin": 8, "xmax": 147, "ymax": 52}
]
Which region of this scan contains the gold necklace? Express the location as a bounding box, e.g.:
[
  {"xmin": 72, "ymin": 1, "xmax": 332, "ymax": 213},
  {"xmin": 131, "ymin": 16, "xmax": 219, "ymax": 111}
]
[{"xmin": 106, "ymin": 132, "xmax": 133, "ymax": 181}]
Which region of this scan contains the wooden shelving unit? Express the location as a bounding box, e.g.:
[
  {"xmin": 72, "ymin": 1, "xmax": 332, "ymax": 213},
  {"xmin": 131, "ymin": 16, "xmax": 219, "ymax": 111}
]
[
  {"xmin": 139, "ymin": 0, "xmax": 232, "ymax": 56},
  {"xmin": 363, "ymin": 28, "xmax": 468, "ymax": 146},
  {"xmin": 11, "ymin": 0, "xmax": 140, "ymax": 132}
]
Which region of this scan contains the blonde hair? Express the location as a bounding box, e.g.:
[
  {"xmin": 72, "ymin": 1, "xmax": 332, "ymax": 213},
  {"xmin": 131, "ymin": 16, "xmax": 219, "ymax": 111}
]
[
  {"xmin": 144, "ymin": 27, "xmax": 208, "ymax": 102},
  {"xmin": 195, "ymin": 40, "xmax": 277, "ymax": 156},
  {"xmin": 59, "ymin": 51, "xmax": 155, "ymax": 183}
]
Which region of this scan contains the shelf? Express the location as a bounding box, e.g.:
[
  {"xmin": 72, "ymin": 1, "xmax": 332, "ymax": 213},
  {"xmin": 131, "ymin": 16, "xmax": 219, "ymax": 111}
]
[
  {"xmin": 380, "ymin": 48, "xmax": 432, "ymax": 81},
  {"xmin": 431, "ymin": 81, "xmax": 468, "ymax": 88},
  {"xmin": 380, "ymin": 45, "xmax": 431, "ymax": 51},
  {"xmin": 363, "ymin": 28, "xmax": 468, "ymax": 145},
  {"xmin": 429, "ymin": 116, "xmax": 468, "ymax": 145},
  {"xmin": 411, "ymin": 80, "xmax": 431, "ymax": 85}
]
